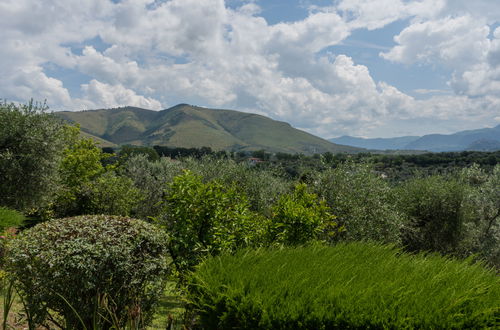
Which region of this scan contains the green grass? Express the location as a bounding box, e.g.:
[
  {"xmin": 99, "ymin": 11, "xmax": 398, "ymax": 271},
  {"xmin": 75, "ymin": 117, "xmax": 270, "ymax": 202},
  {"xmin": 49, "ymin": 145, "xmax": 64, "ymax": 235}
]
[
  {"xmin": 148, "ymin": 281, "xmax": 186, "ymax": 330},
  {"xmin": 0, "ymin": 207, "xmax": 24, "ymax": 232},
  {"xmin": 190, "ymin": 242, "xmax": 500, "ymax": 329}
]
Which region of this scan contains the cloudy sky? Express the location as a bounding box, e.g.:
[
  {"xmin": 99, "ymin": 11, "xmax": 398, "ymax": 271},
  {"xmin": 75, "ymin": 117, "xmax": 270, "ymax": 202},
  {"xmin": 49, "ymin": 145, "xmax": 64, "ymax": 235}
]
[{"xmin": 1, "ymin": 0, "xmax": 500, "ymax": 138}]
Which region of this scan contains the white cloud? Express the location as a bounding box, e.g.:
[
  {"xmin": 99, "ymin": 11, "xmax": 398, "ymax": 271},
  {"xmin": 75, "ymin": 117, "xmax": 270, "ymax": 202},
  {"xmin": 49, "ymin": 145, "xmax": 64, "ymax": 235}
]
[
  {"xmin": 79, "ymin": 80, "xmax": 162, "ymax": 110},
  {"xmin": 1, "ymin": 0, "xmax": 500, "ymax": 138},
  {"xmin": 381, "ymin": 15, "xmax": 490, "ymax": 66}
]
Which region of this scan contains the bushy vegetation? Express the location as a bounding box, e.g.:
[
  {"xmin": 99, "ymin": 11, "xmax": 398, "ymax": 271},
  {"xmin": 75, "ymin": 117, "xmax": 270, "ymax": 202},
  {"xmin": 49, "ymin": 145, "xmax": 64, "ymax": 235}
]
[
  {"xmin": 182, "ymin": 156, "xmax": 289, "ymax": 215},
  {"xmin": 2, "ymin": 99, "xmax": 499, "ymax": 328},
  {"xmin": 397, "ymin": 175, "xmax": 469, "ymax": 254},
  {"xmin": 5, "ymin": 215, "xmax": 170, "ymax": 328},
  {"xmin": 158, "ymin": 171, "xmax": 262, "ymax": 278},
  {"xmin": 0, "ymin": 101, "xmax": 68, "ymax": 210},
  {"xmin": 268, "ymin": 183, "xmax": 338, "ymax": 245},
  {"xmin": 313, "ymin": 162, "xmax": 404, "ymax": 244},
  {"xmin": 190, "ymin": 243, "xmax": 500, "ymax": 329}
]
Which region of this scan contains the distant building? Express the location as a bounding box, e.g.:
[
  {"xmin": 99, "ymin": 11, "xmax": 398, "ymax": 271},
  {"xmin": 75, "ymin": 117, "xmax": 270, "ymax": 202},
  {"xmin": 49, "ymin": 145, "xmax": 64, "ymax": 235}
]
[{"xmin": 247, "ymin": 157, "xmax": 264, "ymax": 165}]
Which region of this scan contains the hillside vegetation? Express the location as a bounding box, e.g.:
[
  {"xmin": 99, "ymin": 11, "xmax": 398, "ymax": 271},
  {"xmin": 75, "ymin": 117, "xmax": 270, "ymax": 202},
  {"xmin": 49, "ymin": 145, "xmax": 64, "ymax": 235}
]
[
  {"xmin": 1, "ymin": 101, "xmax": 499, "ymax": 329},
  {"xmin": 55, "ymin": 104, "xmax": 360, "ymax": 154}
]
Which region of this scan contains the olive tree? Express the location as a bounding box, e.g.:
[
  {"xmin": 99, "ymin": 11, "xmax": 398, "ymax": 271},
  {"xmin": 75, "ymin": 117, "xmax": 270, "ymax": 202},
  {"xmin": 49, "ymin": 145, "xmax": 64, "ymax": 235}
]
[{"xmin": 0, "ymin": 101, "xmax": 68, "ymax": 210}]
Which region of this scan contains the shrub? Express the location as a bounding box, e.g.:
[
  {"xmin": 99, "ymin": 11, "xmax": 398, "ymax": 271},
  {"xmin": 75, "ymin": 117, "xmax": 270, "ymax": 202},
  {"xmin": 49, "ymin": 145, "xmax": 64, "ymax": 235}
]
[
  {"xmin": 53, "ymin": 127, "xmax": 108, "ymax": 217},
  {"xmin": 79, "ymin": 171, "xmax": 144, "ymax": 216},
  {"xmin": 268, "ymin": 183, "xmax": 338, "ymax": 245},
  {"xmin": 396, "ymin": 174, "xmax": 470, "ymax": 254},
  {"xmin": 458, "ymin": 164, "xmax": 500, "ymax": 267},
  {"xmin": 122, "ymin": 154, "xmax": 183, "ymax": 219},
  {"xmin": 159, "ymin": 171, "xmax": 262, "ymax": 277},
  {"xmin": 313, "ymin": 162, "xmax": 403, "ymax": 243},
  {"xmin": 183, "ymin": 156, "xmax": 289, "ymax": 215},
  {"xmin": 190, "ymin": 243, "xmax": 500, "ymax": 329},
  {"xmin": 5, "ymin": 215, "xmax": 170, "ymax": 328}
]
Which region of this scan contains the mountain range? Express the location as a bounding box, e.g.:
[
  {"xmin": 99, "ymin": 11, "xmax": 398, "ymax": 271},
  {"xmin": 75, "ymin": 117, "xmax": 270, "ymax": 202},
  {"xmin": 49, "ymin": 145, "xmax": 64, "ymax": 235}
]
[
  {"xmin": 330, "ymin": 125, "xmax": 500, "ymax": 152},
  {"xmin": 56, "ymin": 104, "xmax": 360, "ymax": 154}
]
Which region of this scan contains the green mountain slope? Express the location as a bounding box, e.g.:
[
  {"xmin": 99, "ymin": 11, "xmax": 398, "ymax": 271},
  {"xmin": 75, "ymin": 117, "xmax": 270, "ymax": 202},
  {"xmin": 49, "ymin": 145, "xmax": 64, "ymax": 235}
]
[{"xmin": 56, "ymin": 104, "xmax": 360, "ymax": 154}]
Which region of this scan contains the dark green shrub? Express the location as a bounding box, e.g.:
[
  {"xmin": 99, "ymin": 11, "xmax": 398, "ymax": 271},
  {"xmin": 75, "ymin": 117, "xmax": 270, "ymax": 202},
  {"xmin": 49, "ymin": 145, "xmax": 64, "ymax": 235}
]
[
  {"xmin": 397, "ymin": 175, "xmax": 470, "ymax": 254},
  {"xmin": 79, "ymin": 171, "xmax": 144, "ymax": 216},
  {"xmin": 5, "ymin": 215, "xmax": 170, "ymax": 328},
  {"xmin": 268, "ymin": 183, "xmax": 338, "ymax": 245},
  {"xmin": 159, "ymin": 171, "xmax": 263, "ymax": 277},
  {"xmin": 190, "ymin": 243, "xmax": 500, "ymax": 329}
]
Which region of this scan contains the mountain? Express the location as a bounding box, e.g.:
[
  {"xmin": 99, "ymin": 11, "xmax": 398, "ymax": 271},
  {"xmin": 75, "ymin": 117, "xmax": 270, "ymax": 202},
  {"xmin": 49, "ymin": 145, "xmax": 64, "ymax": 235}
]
[
  {"xmin": 331, "ymin": 136, "xmax": 420, "ymax": 150},
  {"xmin": 330, "ymin": 125, "xmax": 500, "ymax": 152},
  {"xmin": 56, "ymin": 104, "xmax": 360, "ymax": 154}
]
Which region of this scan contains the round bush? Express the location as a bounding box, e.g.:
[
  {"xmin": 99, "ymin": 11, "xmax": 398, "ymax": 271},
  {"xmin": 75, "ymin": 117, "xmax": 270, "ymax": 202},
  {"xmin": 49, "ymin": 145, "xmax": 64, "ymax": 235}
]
[{"xmin": 5, "ymin": 215, "xmax": 170, "ymax": 328}]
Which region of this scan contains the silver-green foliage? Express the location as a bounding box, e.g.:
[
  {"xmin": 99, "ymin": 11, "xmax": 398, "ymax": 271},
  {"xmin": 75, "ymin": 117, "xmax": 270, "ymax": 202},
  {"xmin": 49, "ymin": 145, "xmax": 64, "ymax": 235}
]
[
  {"xmin": 313, "ymin": 162, "xmax": 403, "ymax": 243},
  {"xmin": 123, "ymin": 154, "xmax": 183, "ymax": 219},
  {"xmin": 190, "ymin": 243, "xmax": 500, "ymax": 329},
  {"xmin": 183, "ymin": 156, "xmax": 289, "ymax": 215},
  {"xmin": 0, "ymin": 101, "xmax": 68, "ymax": 210},
  {"xmin": 459, "ymin": 164, "xmax": 500, "ymax": 266},
  {"xmin": 5, "ymin": 215, "xmax": 170, "ymax": 328},
  {"xmin": 397, "ymin": 174, "xmax": 469, "ymax": 255}
]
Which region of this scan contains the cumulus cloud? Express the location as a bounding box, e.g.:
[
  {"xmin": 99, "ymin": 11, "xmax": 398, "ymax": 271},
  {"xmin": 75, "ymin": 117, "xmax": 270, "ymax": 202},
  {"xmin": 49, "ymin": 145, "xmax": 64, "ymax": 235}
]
[
  {"xmin": 1, "ymin": 0, "xmax": 500, "ymax": 137},
  {"xmin": 381, "ymin": 15, "xmax": 490, "ymax": 66},
  {"xmin": 79, "ymin": 80, "xmax": 162, "ymax": 110}
]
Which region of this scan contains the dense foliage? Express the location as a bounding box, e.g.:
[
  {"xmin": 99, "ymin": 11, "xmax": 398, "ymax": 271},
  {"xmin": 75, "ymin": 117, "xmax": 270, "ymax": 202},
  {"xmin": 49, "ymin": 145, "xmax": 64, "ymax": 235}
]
[
  {"xmin": 5, "ymin": 215, "xmax": 170, "ymax": 328},
  {"xmin": 159, "ymin": 171, "xmax": 262, "ymax": 277},
  {"xmin": 313, "ymin": 162, "xmax": 404, "ymax": 243},
  {"xmin": 268, "ymin": 183, "xmax": 338, "ymax": 245},
  {"xmin": 190, "ymin": 243, "xmax": 500, "ymax": 329},
  {"xmin": 0, "ymin": 101, "xmax": 68, "ymax": 210},
  {"xmin": 1, "ymin": 100, "xmax": 499, "ymax": 328}
]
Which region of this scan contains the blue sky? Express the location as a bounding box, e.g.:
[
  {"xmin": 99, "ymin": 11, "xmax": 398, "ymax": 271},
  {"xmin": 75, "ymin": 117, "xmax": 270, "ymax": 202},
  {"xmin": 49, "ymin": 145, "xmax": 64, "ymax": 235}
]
[{"xmin": 1, "ymin": 0, "xmax": 500, "ymax": 138}]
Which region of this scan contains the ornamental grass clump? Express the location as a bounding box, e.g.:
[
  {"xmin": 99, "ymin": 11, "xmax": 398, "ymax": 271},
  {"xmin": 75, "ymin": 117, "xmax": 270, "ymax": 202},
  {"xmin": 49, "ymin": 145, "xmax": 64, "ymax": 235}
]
[
  {"xmin": 190, "ymin": 243, "xmax": 500, "ymax": 329},
  {"xmin": 5, "ymin": 215, "xmax": 170, "ymax": 329}
]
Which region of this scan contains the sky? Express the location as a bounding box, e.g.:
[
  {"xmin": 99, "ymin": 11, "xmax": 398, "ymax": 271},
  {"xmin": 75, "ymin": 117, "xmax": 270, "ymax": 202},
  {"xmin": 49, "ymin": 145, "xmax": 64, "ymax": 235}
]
[{"xmin": 1, "ymin": 0, "xmax": 500, "ymax": 139}]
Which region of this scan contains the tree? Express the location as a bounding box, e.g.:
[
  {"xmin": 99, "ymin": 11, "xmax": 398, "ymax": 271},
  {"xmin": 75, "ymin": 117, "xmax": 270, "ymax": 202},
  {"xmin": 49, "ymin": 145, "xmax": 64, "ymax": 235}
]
[
  {"xmin": 268, "ymin": 183, "xmax": 338, "ymax": 245},
  {"xmin": 396, "ymin": 175, "xmax": 469, "ymax": 254},
  {"xmin": 0, "ymin": 101, "xmax": 68, "ymax": 210},
  {"xmin": 313, "ymin": 162, "xmax": 404, "ymax": 244},
  {"xmin": 52, "ymin": 126, "xmax": 108, "ymax": 217},
  {"xmin": 159, "ymin": 171, "xmax": 261, "ymax": 277}
]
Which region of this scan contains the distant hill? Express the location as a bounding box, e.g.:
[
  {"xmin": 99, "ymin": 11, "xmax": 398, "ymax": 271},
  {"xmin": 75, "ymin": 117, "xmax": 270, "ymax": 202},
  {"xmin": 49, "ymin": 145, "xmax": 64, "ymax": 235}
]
[
  {"xmin": 331, "ymin": 136, "xmax": 420, "ymax": 150},
  {"xmin": 330, "ymin": 125, "xmax": 500, "ymax": 152},
  {"xmin": 56, "ymin": 104, "xmax": 360, "ymax": 154}
]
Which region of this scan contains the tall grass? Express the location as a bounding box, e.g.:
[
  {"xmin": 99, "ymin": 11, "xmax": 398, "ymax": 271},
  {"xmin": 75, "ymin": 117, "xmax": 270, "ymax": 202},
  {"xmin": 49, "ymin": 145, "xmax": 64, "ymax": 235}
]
[{"xmin": 190, "ymin": 243, "xmax": 500, "ymax": 329}]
